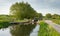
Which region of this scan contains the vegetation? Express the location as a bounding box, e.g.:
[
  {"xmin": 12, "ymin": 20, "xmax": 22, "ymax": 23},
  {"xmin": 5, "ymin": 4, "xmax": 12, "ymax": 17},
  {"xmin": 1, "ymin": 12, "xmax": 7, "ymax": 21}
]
[
  {"xmin": 44, "ymin": 13, "xmax": 60, "ymax": 24},
  {"xmin": 0, "ymin": 15, "xmax": 11, "ymax": 22},
  {"xmin": 45, "ymin": 13, "xmax": 52, "ymax": 19},
  {"xmin": 10, "ymin": 2, "xmax": 37, "ymax": 19},
  {"xmin": 52, "ymin": 14, "xmax": 60, "ymax": 19},
  {"xmin": 38, "ymin": 21, "xmax": 60, "ymax": 36},
  {"xmin": 52, "ymin": 19, "xmax": 60, "ymax": 24},
  {"xmin": 0, "ymin": 2, "xmax": 43, "ymax": 29},
  {"xmin": 0, "ymin": 1, "xmax": 60, "ymax": 36},
  {"xmin": 0, "ymin": 22, "xmax": 11, "ymax": 29},
  {"xmin": 37, "ymin": 13, "xmax": 43, "ymax": 20}
]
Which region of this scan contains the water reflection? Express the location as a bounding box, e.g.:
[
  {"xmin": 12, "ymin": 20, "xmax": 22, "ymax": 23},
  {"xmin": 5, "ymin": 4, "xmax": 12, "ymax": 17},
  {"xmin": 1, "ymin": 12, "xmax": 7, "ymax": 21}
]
[
  {"xmin": 0, "ymin": 24, "xmax": 40, "ymax": 36},
  {"xmin": 0, "ymin": 28, "xmax": 11, "ymax": 36},
  {"xmin": 10, "ymin": 24, "xmax": 36, "ymax": 36},
  {"xmin": 30, "ymin": 24, "xmax": 40, "ymax": 36}
]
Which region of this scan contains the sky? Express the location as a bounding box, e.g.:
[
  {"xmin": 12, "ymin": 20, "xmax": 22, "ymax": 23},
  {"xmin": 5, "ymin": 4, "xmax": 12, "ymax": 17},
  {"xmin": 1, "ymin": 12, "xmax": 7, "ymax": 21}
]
[{"xmin": 0, "ymin": 0, "xmax": 60, "ymax": 15}]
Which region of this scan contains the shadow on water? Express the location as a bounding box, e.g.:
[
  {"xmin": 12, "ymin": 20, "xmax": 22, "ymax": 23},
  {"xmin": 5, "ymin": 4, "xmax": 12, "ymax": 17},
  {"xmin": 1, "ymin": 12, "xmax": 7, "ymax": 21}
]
[
  {"xmin": 0, "ymin": 23, "xmax": 40, "ymax": 36},
  {"xmin": 10, "ymin": 24, "xmax": 36, "ymax": 36}
]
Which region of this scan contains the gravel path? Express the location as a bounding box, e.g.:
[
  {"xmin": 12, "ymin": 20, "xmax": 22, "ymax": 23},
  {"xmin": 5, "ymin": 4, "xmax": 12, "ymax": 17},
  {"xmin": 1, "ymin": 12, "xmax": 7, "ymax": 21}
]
[{"xmin": 45, "ymin": 20, "xmax": 60, "ymax": 33}]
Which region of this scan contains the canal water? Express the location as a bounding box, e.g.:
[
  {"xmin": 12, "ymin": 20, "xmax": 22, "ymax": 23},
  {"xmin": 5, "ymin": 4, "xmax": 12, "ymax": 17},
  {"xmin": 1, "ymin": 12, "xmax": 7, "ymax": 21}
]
[{"xmin": 0, "ymin": 24, "xmax": 40, "ymax": 36}]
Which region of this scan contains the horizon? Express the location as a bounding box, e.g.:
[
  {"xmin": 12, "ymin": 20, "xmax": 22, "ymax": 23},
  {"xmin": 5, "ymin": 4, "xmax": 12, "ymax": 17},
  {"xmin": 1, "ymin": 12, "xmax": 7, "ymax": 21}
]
[{"xmin": 0, "ymin": 0, "xmax": 60, "ymax": 16}]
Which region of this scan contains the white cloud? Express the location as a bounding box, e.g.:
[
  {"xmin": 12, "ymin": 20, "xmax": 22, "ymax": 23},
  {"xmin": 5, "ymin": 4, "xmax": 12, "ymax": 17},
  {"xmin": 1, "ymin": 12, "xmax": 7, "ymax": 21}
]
[{"xmin": 0, "ymin": 0, "xmax": 60, "ymax": 15}]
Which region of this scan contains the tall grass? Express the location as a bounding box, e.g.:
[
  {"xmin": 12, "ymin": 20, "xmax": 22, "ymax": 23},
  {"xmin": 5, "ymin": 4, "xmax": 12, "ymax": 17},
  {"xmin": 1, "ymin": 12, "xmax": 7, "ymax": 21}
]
[
  {"xmin": 52, "ymin": 19, "xmax": 60, "ymax": 24},
  {"xmin": 38, "ymin": 21, "xmax": 60, "ymax": 36},
  {"xmin": 0, "ymin": 22, "xmax": 11, "ymax": 29}
]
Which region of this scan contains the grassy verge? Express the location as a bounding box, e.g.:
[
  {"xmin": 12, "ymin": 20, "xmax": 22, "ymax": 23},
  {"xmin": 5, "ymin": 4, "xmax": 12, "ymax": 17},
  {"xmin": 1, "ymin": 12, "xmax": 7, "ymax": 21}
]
[
  {"xmin": 38, "ymin": 21, "xmax": 60, "ymax": 36},
  {"xmin": 15, "ymin": 19, "xmax": 29, "ymax": 22},
  {"xmin": 0, "ymin": 19, "xmax": 29, "ymax": 29},
  {"xmin": 52, "ymin": 19, "xmax": 60, "ymax": 24},
  {"xmin": 0, "ymin": 22, "xmax": 11, "ymax": 29}
]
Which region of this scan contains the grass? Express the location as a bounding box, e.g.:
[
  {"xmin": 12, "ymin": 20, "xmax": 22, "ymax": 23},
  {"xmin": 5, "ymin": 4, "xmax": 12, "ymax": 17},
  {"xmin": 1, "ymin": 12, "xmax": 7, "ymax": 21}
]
[
  {"xmin": 38, "ymin": 21, "xmax": 60, "ymax": 36},
  {"xmin": 0, "ymin": 19, "xmax": 29, "ymax": 29},
  {"xmin": 15, "ymin": 19, "xmax": 29, "ymax": 22},
  {"xmin": 52, "ymin": 19, "xmax": 60, "ymax": 24},
  {"xmin": 0, "ymin": 22, "xmax": 11, "ymax": 29}
]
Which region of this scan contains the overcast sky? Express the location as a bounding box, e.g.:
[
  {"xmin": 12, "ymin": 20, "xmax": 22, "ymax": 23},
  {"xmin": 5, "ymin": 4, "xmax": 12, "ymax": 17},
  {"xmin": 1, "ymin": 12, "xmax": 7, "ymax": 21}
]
[{"xmin": 0, "ymin": 0, "xmax": 60, "ymax": 15}]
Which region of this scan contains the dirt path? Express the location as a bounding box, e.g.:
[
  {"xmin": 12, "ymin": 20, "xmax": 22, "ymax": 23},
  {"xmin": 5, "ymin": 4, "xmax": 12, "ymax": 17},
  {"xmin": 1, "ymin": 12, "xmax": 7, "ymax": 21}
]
[{"xmin": 44, "ymin": 20, "xmax": 60, "ymax": 33}]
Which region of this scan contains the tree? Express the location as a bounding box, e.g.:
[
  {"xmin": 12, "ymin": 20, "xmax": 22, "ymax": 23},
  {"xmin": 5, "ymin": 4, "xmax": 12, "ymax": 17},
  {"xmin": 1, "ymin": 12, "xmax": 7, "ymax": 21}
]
[
  {"xmin": 45, "ymin": 13, "xmax": 52, "ymax": 19},
  {"xmin": 52, "ymin": 14, "xmax": 60, "ymax": 19},
  {"xmin": 10, "ymin": 2, "xmax": 37, "ymax": 19},
  {"xmin": 37, "ymin": 13, "xmax": 43, "ymax": 20}
]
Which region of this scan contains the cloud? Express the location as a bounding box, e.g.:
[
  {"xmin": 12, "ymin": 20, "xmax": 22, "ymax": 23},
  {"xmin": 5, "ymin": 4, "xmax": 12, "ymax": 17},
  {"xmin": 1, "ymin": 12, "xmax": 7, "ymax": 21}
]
[
  {"xmin": 0, "ymin": 0, "xmax": 60, "ymax": 15},
  {"xmin": 27, "ymin": 0, "xmax": 60, "ymax": 9}
]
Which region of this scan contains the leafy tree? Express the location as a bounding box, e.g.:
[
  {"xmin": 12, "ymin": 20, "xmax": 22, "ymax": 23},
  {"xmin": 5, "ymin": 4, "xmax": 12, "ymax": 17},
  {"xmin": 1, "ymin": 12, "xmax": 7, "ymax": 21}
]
[
  {"xmin": 45, "ymin": 13, "xmax": 52, "ymax": 19},
  {"xmin": 52, "ymin": 14, "xmax": 60, "ymax": 19},
  {"xmin": 37, "ymin": 13, "xmax": 43, "ymax": 20},
  {"xmin": 10, "ymin": 2, "xmax": 37, "ymax": 19}
]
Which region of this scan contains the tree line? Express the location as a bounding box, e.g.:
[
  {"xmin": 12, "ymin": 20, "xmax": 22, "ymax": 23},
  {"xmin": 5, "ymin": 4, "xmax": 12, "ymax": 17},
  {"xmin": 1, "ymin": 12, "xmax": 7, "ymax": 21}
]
[
  {"xmin": 10, "ymin": 2, "xmax": 60, "ymax": 20},
  {"xmin": 45, "ymin": 13, "xmax": 60, "ymax": 19}
]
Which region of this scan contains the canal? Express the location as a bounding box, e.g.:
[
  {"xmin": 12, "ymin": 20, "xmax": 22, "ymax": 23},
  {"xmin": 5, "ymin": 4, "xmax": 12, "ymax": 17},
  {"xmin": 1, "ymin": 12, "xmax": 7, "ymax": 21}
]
[{"xmin": 0, "ymin": 24, "xmax": 40, "ymax": 36}]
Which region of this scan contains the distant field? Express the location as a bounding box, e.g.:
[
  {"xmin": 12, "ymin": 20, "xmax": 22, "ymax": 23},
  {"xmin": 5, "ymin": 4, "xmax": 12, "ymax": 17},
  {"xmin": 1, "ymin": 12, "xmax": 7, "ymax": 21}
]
[
  {"xmin": 38, "ymin": 21, "xmax": 60, "ymax": 36},
  {"xmin": 52, "ymin": 19, "xmax": 60, "ymax": 24}
]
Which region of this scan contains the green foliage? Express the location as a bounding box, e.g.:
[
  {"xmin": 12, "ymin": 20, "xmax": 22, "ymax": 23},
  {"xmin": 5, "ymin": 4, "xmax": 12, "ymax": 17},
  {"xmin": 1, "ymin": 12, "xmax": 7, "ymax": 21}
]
[
  {"xmin": 52, "ymin": 19, "xmax": 60, "ymax": 24},
  {"xmin": 38, "ymin": 13, "xmax": 43, "ymax": 20},
  {"xmin": 0, "ymin": 22, "xmax": 11, "ymax": 29},
  {"xmin": 45, "ymin": 13, "xmax": 52, "ymax": 19},
  {"xmin": 44, "ymin": 13, "xmax": 60, "ymax": 20},
  {"xmin": 52, "ymin": 14, "xmax": 60, "ymax": 19},
  {"xmin": 38, "ymin": 22, "xmax": 60, "ymax": 36},
  {"xmin": 0, "ymin": 15, "xmax": 12, "ymax": 22},
  {"xmin": 10, "ymin": 2, "xmax": 37, "ymax": 19}
]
